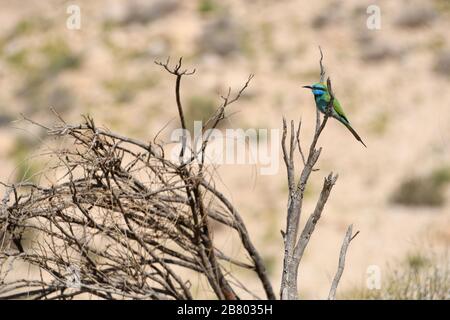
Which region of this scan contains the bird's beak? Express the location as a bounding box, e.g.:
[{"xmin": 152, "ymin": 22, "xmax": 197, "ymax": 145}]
[{"xmin": 302, "ymin": 85, "xmax": 313, "ymax": 89}]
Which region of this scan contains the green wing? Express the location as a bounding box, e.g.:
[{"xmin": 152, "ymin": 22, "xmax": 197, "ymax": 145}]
[{"xmin": 332, "ymin": 98, "xmax": 349, "ymax": 124}]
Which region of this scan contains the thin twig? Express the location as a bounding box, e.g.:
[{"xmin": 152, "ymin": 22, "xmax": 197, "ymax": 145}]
[{"xmin": 328, "ymin": 225, "xmax": 357, "ymax": 300}]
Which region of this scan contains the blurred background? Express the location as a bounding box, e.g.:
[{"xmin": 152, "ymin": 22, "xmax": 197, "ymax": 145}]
[{"xmin": 0, "ymin": 0, "xmax": 449, "ymax": 299}]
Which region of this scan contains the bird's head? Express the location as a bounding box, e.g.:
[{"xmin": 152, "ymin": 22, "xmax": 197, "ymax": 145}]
[{"xmin": 302, "ymin": 82, "xmax": 328, "ymax": 97}]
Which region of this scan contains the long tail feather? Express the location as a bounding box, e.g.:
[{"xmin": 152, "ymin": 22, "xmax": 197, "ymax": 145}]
[{"xmin": 344, "ymin": 123, "xmax": 367, "ymax": 148}]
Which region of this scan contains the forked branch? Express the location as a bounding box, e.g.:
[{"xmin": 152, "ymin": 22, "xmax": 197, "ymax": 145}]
[{"xmin": 280, "ymin": 49, "xmax": 357, "ymax": 300}]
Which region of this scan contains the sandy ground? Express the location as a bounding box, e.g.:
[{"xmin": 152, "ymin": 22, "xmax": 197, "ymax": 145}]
[{"xmin": 0, "ymin": 0, "xmax": 449, "ymax": 299}]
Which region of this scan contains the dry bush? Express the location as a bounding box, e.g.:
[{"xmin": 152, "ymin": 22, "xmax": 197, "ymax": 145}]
[
  {"xmin": 342, "ymin": 253, "xmax": 450, "ymax": 300},
  {"xmin": 1, "ymin": 53, "xmax": 355, "ymax": 300},
  {"xmin": 0, "ymin": 58, "xmax": 274, "ymax": 300}
]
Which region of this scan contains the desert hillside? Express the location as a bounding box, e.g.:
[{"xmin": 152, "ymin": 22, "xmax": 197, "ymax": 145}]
[{"xmin": 0, "ymin": 0, "xmax": 449, "ymax": 299}]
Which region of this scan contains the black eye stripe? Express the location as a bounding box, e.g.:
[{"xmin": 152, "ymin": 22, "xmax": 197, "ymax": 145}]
[{"xmin": 312, "ymin": 87, "xmax": 326, "ymax": 91}]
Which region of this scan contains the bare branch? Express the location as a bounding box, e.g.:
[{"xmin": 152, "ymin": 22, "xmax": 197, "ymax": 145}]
[
  {"xmin": 294, "ymin": 173, "xmax": 338, "ymax": 260},
  {"xmin": 328, "ymin": 225, "xmax": 357, "ymax": 300},
  {"xmin": 155, "ymin": 57, "xmax": 195, "ymax": 162},
  {"xmin": 280, "ymin": 48, "xmax": 355, "ymax": 300},
  {"xmin": 319, "ymin": 46, "xmax": 325, "ymax": 82}
]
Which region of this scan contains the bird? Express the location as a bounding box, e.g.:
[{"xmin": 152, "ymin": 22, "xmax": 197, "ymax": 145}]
[{"xmin": 303, "ymin": 82, "xmax": 367, "ymax": 147}]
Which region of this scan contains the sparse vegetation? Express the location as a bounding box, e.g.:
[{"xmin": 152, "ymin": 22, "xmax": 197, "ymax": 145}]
[
  {"xmin": 434, "ymin": 50, "xmax": 450, "ymax": 77},
  {"xmin": 5, "ymin": 49, "xmax": 29, "ymax": 70},
  {"xmin": 369, "ymin": 111, "xmax": 390, "ymax": 135},
  {"xmin": 104, "ymin": 74, "xmax": 158, "ymax": 104},
  {"xmin": 342, "ymin": 253, "xmax": 449, "ymax": 300},
  {"xmin": 9, "ymin": 137, "xmax": 41, "ymax": 183},
  {"xmin": 198, "ymin": 0, "xmax": 218, "ymax": 15},
  {"xmin": 13, "ymin": 39, "xmax": 81, "ymax": 104},
  {"xmin": 198, "ymin": 14, "xmax": 241, "ymax": 56},
  {"xmin": 394, "ymin": 4, "xmax": 436, "ymax": 28},
  {"xmin": 406, "ymin": 251, "xmax": 430, "ymax": 271},
  {"xmin": 260, "ymin": 22, "xmax": 275, "ymax": 53},
  {"xmin": 1, "ymin": 17, "xmax": 51, "ymax": 46},
  {"xmin": 40, "ymin": 39, "xmax": 81, "ymax": 75},
  {"xmin": 391, "ymin": 166, "xmax": 450, "ymax": 207},
  {"xmin": 185, "ymin": 95, "xmax": 217, "ymax": 131}
]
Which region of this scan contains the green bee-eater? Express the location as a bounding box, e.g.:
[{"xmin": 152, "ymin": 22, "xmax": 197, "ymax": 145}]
[{"xmin": 303, "ymin": 82, "xmax": 367, "ymax": 147}]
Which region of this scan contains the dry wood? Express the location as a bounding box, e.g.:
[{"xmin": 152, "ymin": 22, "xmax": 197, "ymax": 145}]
[
  {"xmin": 0, "ymin": 57, "xmax": 274, "ymax": 300},
  {"xmin": 280, "ymin": 48, "xmax": 357, "ymax": 299}
]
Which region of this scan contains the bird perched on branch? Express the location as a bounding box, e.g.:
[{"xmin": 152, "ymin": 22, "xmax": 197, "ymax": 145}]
[{"xmin": 303, "ymin": 82, "xmax": 367, "ymax": 147}]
